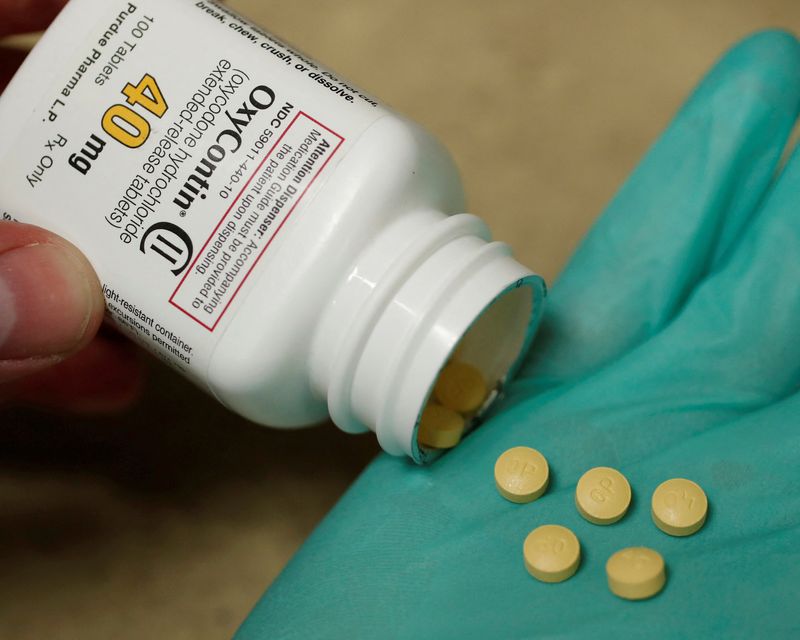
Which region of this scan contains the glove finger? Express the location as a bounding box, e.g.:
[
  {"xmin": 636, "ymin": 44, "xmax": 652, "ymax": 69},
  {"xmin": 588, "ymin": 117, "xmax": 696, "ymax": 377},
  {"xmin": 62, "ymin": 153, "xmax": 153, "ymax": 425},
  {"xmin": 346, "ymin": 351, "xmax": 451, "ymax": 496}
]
[
  {"xmin": 517, "ymin": 31, "xmax": 800, "ymax": 393},
  {"xmin": 584, "ymin": 135, "xmax": 800, "ymax": 415}
]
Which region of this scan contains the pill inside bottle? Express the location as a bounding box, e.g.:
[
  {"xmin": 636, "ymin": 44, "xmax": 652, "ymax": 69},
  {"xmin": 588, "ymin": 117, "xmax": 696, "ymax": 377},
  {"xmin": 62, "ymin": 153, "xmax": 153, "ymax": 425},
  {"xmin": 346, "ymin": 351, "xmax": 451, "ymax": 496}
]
[
  {"xmin": 413, "ymin": 285, "xmax": 537, "ymax": 461},
  {"xmin": 417, "ymin": 403, "xmax": 465, "ymax": 449},
  {"xmin": 434, "ymin": 362, "xmax": 488, "ymax": 413}
]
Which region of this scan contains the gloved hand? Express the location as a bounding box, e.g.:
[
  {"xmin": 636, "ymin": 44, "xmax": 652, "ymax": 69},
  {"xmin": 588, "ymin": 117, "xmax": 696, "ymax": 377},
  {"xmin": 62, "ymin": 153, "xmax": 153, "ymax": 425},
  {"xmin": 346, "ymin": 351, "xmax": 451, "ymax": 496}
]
[{"xmin": 237, "ymin": 31, "xmax": 800, "ymax": 639}]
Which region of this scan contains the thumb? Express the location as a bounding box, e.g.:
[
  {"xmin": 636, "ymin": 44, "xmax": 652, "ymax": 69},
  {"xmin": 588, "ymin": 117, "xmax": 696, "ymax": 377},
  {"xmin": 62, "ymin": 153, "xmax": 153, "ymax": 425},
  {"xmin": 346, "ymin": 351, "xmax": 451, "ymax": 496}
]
[{"xmin": 0, "ymin": 221, "xmax": 104, "ymax": 383}]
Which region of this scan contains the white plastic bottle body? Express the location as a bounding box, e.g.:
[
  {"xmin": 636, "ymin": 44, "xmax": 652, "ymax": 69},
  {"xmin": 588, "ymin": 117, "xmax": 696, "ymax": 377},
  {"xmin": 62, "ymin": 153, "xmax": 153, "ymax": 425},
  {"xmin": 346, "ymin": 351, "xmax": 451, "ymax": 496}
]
[
  {"xmin": 209, "ymin": 116, "xmax": 468, "ymax": 428},
  {"xmin": 0, "ymin": 0, "xmax": 545, "ymax": 461}
]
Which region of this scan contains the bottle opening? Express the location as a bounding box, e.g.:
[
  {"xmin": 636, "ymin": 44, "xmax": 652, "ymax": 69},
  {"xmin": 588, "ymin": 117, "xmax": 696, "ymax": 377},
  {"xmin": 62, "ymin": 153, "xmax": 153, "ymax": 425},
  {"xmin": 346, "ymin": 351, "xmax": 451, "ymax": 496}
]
[
  {"xmin": 412, "ymin": 278, "xmax": 541, "ymax": 463},
  {"xmin": 323, "ymin": 215, "xmax": 546, "ymax": 460}
]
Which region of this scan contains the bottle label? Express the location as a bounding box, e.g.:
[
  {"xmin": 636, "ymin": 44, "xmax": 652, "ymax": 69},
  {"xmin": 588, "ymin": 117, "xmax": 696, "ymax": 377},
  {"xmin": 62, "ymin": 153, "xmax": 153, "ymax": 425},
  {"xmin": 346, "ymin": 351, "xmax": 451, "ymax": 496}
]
[{"xmin": 0, "ymin": 0, "xmax": 383, "ymax": 386}]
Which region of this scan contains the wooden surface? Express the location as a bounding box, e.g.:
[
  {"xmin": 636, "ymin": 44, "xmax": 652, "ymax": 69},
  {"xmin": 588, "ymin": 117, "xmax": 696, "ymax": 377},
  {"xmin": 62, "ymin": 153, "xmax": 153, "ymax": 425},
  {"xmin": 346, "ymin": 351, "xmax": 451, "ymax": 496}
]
[{"xmin": 2, "ymin": 1, "xmax": 800, "ymax": 638}]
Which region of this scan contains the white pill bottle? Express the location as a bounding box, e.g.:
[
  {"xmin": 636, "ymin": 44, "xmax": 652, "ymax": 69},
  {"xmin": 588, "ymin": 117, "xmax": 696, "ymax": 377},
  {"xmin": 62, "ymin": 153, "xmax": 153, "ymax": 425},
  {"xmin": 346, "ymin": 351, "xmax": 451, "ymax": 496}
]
[{"xmin": 0, "ymin": 0, "xmax": 544, "ymax": 462}]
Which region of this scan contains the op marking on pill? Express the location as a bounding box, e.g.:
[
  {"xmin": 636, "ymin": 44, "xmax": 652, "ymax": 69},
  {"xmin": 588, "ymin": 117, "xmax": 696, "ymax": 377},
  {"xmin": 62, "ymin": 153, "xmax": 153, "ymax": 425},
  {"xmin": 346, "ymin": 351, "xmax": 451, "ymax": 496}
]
[
  {"xmin": 575, "ymin": 466, "xmax": 631, "ymax": 525},
  {"xmin": 494, "ymin": 446, "xmax": 550, "ymax": 503}
]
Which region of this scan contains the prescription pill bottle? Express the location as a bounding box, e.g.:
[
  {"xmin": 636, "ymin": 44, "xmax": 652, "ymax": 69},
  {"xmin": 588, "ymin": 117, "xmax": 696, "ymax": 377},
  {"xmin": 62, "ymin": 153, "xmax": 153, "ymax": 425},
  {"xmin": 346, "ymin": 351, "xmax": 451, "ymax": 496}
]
[{"xmin": 0, "ymin": 0, "xmax": 545, "ymax": 462}]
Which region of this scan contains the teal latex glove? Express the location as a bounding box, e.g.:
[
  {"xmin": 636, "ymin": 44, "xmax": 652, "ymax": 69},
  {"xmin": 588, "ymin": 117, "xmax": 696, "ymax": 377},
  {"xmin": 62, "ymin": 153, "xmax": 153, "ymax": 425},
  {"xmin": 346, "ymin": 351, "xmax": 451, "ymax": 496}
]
[{"xmin": 237, "ymin": 31, "xmax": 800, "ymax": 639}]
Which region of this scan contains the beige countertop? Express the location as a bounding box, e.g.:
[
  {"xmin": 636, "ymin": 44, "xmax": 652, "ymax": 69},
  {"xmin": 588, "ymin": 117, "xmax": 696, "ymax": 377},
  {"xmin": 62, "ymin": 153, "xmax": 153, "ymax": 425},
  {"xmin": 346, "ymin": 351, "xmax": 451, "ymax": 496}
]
[{"xmin": 2, "ymin": 1, "xmax": 799, "ymax": 638}]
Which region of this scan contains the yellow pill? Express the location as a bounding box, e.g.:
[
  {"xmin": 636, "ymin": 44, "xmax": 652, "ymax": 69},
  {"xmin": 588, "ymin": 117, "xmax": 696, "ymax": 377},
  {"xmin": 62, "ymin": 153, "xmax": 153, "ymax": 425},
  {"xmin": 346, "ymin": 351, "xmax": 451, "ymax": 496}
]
[
  {"xmin": 434, "ymin": 362, "xmax": 488, "ymax": 413},
  {"xmin": 494, "ymin": 446, "xmax": 550, "ymax": 503},
  {"xmin": 523, "ymin": 524, "xmax": 581, "ymax": 583},
  {"xmin": 651, "ymin": 478, "xmax": 708, "ymax": 536},
  {"xmin": 575, "ymin": 466, "xmax": 631, "ymax": 525},
  {"xmin": 606, "ymin": 547, "xmax": 666, "ymax": 600},
  {"xmin": 417, "ymin": 403, "xmax": 465, "ymax": 449}
]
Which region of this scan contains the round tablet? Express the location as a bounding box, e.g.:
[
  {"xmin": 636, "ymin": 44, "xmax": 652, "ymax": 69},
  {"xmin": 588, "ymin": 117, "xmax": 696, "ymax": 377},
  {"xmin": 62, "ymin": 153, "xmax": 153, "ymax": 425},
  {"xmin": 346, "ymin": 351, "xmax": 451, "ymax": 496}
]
[
  {"xmin": 417, "ymin": 403, "xmax": 465, "ymax": 449},
  {"xmin": 523, "ymin": 524, "xmax": 581, "ymax": 583},
  {"xmin": 434, "ymin": 362, "xmax": 487, "ymax": 413},
  {"xmin": 651, "ymin": 478, "xmax": 708, "ymax": 536},
  {"xmin": 575, "ymin": 466, "xmax": 631, "ymax": 525},
  {"xmin": 494, "ymin": 446, "xmax": 550, "ymax": 503},
  {"xmin": 606, "ymin": 547, "xmax": 666, "ymax": 600}
]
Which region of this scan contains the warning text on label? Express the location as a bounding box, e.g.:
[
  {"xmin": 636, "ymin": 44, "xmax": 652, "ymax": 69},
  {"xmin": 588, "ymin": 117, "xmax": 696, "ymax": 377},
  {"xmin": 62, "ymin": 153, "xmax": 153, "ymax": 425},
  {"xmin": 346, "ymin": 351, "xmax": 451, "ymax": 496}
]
[{"xmin": 170, "ymin": 112, "xmax": 344, "ymax": 330}]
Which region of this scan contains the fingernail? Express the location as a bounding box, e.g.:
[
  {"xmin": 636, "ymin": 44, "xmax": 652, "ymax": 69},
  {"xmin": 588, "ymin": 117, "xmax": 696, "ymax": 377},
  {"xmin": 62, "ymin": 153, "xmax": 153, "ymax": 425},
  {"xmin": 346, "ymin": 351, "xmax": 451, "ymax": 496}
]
[{"xmin": 0, "ymin": 242, "xmax": 102, "ymax": 361}]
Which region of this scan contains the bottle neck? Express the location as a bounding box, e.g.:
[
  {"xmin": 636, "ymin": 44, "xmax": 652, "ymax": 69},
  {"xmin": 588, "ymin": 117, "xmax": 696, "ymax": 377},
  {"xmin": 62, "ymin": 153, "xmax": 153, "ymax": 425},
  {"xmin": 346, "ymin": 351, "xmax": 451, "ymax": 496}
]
[{"xmin": 310, "ymin": 210, "xmax": 544, "ymax": 463}]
